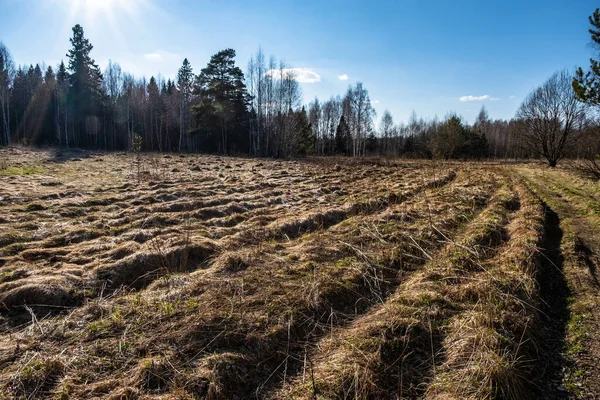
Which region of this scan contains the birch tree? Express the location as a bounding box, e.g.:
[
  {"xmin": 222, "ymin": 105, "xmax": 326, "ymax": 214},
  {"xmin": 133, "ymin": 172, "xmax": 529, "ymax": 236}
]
[{"xmin": 0, "ymin": 43, "xmax": 14, "ymax": 146}]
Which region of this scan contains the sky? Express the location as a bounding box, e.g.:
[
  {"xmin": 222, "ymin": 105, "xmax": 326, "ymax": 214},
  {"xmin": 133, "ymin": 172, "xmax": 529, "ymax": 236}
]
[{"xmin": 0, "ymin": 0, "xmax": 599, "ymax": 125}]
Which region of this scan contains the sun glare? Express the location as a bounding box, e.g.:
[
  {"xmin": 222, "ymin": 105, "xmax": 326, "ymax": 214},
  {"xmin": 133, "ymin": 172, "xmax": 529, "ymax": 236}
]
[
  {"xmin": 76, "ymin": 0, "xmax": 119, "ymax": 16},
  {"xmin": 56, "ymin": 0, "xmax": 146, "ymax": 25}
]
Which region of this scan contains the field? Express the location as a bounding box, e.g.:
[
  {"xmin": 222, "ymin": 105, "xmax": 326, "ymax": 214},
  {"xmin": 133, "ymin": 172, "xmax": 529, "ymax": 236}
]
[{"xmin": 0, "ymin": 148, "xmax": 598, "ymax": 399}]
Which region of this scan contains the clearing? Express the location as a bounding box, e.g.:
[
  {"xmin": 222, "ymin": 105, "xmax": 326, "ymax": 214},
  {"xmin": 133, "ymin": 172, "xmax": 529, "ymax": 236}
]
[{"xmin": 0, "ymin": 148, "xmax": 598, "ymax": 399}]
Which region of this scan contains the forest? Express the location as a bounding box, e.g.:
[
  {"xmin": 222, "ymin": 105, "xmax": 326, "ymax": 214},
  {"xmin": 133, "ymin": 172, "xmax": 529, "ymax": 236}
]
[{"xmin": 1, "ymin": 21, "xmax": 599, "ymax": 164}]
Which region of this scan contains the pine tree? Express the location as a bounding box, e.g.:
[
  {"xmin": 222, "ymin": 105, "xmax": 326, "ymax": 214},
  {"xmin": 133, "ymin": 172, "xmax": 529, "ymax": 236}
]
[
  {"xmin": 192, "ymin": 49, "xmax": 249, "ymax": 154},
  {"xmin": 574, "ymin": 9, "xmax": 600, "ymax": 104}
]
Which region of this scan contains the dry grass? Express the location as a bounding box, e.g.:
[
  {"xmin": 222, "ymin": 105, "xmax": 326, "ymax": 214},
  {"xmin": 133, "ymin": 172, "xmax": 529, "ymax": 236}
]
[
  {"xmin": 274, "ymin": 177, "xmax": 528, "ymax": 399},
  {"xmin": 0, "ymin": 148, "xmax": 581, "ymax": 399}
]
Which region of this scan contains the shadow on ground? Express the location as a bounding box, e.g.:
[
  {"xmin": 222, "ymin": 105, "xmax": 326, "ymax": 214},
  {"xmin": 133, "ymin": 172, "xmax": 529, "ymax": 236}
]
[{"xmin": 532, "ymin": 205, "xmax": 571, "ymax": 399}]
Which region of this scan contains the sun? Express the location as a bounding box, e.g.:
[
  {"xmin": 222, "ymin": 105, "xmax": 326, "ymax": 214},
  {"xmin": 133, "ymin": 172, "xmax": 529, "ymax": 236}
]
[{"xmin": 53, "ymin": 0, "xmax": 147, "ymax": 26}]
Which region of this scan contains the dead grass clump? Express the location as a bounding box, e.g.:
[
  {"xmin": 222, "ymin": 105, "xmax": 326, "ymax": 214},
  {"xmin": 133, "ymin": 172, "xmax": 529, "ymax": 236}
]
[
  {"xmin": 9, "ymin": 355, "xmax": 65, "ymax": 398},
  {"xmin": 106, "ymin": 241, "xmax": 141, "ymax": 261},
  {"xmin": 212, "ymin": 252, "xmax": 249, "ymax": 273},
  {"xmin": 20, "ymin": 247, "xmax": 69, "ymax": 261},
  {"xmin": 197, "ymin": 352, "xmax": 251, "ymax": 399},
  {"xmin": 107, "ymin": 386, "xmax": 139, "ymax": 400},
  {"xmin": 0, "ymin": 280, "xmax": 81, "ymax": 313},
  {"xmin": 0, "ymin": 268, "xmax": 28, "ymax": 284},
  {"xmin": 134, "ymin": 357, "xmax": 174, "ymax": 393},
  {"xmin": 274, "ymin": 209, "xmax": 347, "ymax": 240},
  {"xmin": 95, "ymin": 240, "xmax": 218, "ymax": 289},
  {"xmin": 427, "ymin": 307, "xmax": 530, "ymax": 400}
]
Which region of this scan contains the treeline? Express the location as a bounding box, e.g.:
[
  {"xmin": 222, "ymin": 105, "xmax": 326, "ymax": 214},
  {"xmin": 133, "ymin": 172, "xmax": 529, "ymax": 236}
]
[{"xmin": 0, "ymin": 23, "xmax": 596, "ymax": 160}]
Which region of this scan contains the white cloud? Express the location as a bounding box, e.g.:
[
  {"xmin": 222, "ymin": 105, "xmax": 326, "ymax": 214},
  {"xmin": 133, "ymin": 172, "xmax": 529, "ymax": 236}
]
[
  {"xmin": 144, "ymin": 52, "xmax": 163, "ymax": 61},
  {"xmin": 338, "ymin": 73, "xmax": 348, "ymax": 81},
  {"xmin": 459, "ymin": 94, "xmax": 500, "ymax": 102},
  {"xmin": 371, "ymin": 99, "xmax": 380, "ymax": 105},
  {"xmin": 265, "ymin": 68, "xmax": 321, "ymax": 83},
  {"xmin": 509, "ymin": 95, "xmax": 516, "ymax": 99},
  {"xmin": 142, "ymin": 50, "xmax": 182, "ymax": 64},
  {"xmin": 459, "ymin": 95, "xmax": 490, "ymax": 102}
]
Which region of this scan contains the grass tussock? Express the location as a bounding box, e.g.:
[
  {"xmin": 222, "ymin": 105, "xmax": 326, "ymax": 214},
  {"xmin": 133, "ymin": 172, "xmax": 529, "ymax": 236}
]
[
  {"xmin": 274, "ymin": 176, "xmax": 517, "ymax": 399},
  {"xmin": 9, "ymin": 355, "xmax": 65, "ymax": 398},
  {"xmin": 426, "ymin": 183, "xmax": 545, "ymax": 400},
  {"xmin": 0, "ymin": 279, "xmax": 82, "ymax": 314},
  {"xmin": 95, "ymin": 238, "xmax": 219, "ymax": 289}
]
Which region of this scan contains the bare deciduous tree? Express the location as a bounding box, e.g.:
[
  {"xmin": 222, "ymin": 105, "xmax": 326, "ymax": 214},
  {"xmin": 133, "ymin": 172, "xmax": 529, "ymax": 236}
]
[
  {"xmin": 380, "ymin": 110, "xmax": 394, "ymax": 155},
  {"xmin": 516, "ymin": 69, "xmax": 588, "ymax": 167},
  {"xmin": 0, "ymin": 42, "xmax": 14, "ymax": 146},
  {"xmin": 343, "ymin": 82, "xmax": 375, "ymax": 157}
]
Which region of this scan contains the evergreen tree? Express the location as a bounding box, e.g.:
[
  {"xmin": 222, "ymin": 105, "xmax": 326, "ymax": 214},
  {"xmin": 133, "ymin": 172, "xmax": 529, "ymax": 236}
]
[
  {"xmin": 366, "ymin": 130, "xmax": 377, "ymax": 154},
  {"xmin": 147, "ymin": 76, "xmax": 161, "ymax": 151},
  {"xmin": 296, "ymin": 106, "xmax": 314, "ymax": 156},
  {"xmin": 192, "ymin": 49, "xmax": 249, "ymax": 154},
  {"xmin": 574, "ymin": 8, "xmax": 600, "ymax": 104},
  {"xmin": 56, "ymin": 61, "xmax": 69, "ymax": 147},
  {"xmin": 10, "ymin": 67, "xmax": 26, "ymax": 143},
  {"xmin": 66, "ymin": 24, "xmax": 103, "ymax": 147},
  {"xmin": 335, "ymin": 115, "xmax": 350, "ymax": 155},
  {"xmin": 38, "ymin": 66, "xmax": 57, "ymax": 145},
  {"xmin": 176, "ymin": 58, "xmax": 193, "ymax": 151}
]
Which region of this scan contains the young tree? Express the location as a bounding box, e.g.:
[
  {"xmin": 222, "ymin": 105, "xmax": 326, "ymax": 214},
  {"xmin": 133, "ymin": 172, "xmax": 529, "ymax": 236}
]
[{"xmin": 516, "ymin": 70, "xmax": 587, "ymax": 167}]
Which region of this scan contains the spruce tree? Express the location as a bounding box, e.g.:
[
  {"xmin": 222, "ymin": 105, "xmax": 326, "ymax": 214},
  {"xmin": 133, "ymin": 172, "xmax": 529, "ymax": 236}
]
[
  {"xmin": 176, "ymin": 58, "xmax": 193, "ymax": 151},
  {"xmin": 335, "ymin": 115, "xmax": 350, "ymax": 155},
  {"xmin": 66, "ymin": 24, "xmax": 103, "ymax": 147},
  {"xmin": 296, "ymin": 107, "xmax": 314, "ymax": 156}
]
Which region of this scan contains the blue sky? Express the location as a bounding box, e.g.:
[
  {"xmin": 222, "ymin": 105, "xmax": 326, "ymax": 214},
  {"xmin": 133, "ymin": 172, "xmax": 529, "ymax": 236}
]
[{"xmin": 0, "ymin": 0, "xmax": 598, "ymax": 125}]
